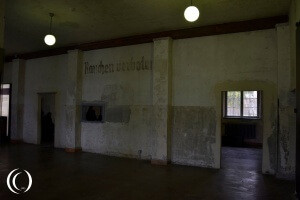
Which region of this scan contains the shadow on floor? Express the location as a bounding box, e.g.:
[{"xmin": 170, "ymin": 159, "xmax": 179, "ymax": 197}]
[{"xmin": 0, "ymin": 144, "xmax": 295, "ymax": 200}]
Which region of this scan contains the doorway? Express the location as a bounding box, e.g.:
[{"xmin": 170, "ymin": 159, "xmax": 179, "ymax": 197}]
[
  {"xmin": 38, "ymin": 93, "xmax": 55, "ymax": 146},
  {"xmin": 0, "ymin": 84, "xmax": 11, "ymax": 144},
  {"xmin": 221, "ymin": 90, "xmax": 262, "ymax": 172}
]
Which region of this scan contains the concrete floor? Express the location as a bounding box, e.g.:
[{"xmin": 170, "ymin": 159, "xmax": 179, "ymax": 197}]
[
  {"xmin": 221, "ymin": 146, "xmax": 262, "ymax": 172},
  {"xmin": 0, "ymin": 144, "xmax": 296, "ymax": 200}
]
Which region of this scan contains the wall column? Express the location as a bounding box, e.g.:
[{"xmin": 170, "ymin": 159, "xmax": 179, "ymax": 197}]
[
  {"xmin": 276, "ymin": 23, "xmax": 296, "ymax": 179},
  {"xmin": 0, "ymin": 0, "xmax": 5, "ymax": 86},
  {"xmin": 11, "ymin": 59, "xmax": 25, "ymax": 141},
  {"xmin": 65, "ymin": 49, "xmax": 83, "ymax": 152},
  {"xmin": 0, "ymin": 0, "xmax": 4, "ymax": 73},
  {"xmin": 151, "ymin": 37, "xmax": 172, "ymax": 165},
  {"xmin": 0, "ymin": 0, "xmax": 5, "ymax": 130},
  {"xmin": 296, "ymin": 21, "xmax": 300, "ymax": 197}
]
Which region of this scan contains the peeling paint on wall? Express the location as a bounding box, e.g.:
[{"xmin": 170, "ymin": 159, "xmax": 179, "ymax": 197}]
[
  {"xmin": 278, "ymin": 105, "xmax": 296, "ymax": 178},
  {"xmin": 171, "ymin": 106, "xmax": 217, "ymax": 167},
  {"xmin": 81, "ymin": 105, "xmax": 154, "ymax": 160},
  {"xmin": 267, "ymin": 132, "xmax": 277, "ymax": 172},
  {"xmin": 101, "ymin": 84, "xmax": 134, "ymax": 105}
]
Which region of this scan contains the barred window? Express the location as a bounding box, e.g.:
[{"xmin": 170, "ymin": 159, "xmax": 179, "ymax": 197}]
[
  {"xmin": 81, "ymin": 103, "xmax": 105, "ymax": 123},
  {"xmin": 226, "ymin": 91, "xmax": 241, "ymax": 117},
  {"xmin": 224, "ymin": 91, "xmax": 261, "ymax": 118},
  {"xmin": 243, "ymin": 91, "xmax": 258, "ymax": 117}
]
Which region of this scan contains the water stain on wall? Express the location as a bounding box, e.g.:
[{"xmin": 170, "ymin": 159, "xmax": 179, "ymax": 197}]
[
  {"xmin": 171, "ymin": 106, "xmax": 216, "ymax": 167},
  {"xmin": 106, "ymin": 106, "xmax": 131, "ymax": 123},
  {"xmin": 99, "ymin": 84, "xmax": 134, "ymax": 123},
  {"xmin": 267, "ymin": 131, "xmax": 277, "ymax": 172},
  {"xmin": 101, "ymin": 84, "xmax": 133, "ymax": 105}
]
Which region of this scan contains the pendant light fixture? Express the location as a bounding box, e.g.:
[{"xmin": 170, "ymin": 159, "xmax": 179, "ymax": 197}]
[
  {"xmin": 44, "ymin": 13, "xmax": 56, "ymax": 46},
  {"xmin": 184, "ymin": 0, "xmax": 200, "ymax": 22}
]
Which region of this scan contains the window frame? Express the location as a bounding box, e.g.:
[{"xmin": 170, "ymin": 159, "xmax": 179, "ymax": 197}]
[
  {"xmin": 0, "ymin": 83, "xmax": 12, "ymax": 138},
  {"xmin": 81, "ymin": 101, "xmax": 106, "ymax": 123},
  {"xmin": 223, "ymin": 90, "xmax": 261, "ymax": 119}
]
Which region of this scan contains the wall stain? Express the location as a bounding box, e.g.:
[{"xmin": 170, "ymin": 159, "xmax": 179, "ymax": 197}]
[
  {"xmin": 267, "ymin": 132, "xmax": 277, "ymax": 172},
  {"xmin": 106, "ymin": 106, "xmax": 131, "ymax": 123},
  {"xmin": 171, "ymin": 106, "xmax": 216, "ymax": 167}
]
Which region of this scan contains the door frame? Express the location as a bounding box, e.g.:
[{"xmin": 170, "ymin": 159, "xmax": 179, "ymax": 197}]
[
  {"xmin": 37, "ymin": 92, "xmax": 57, "ymax": 145},
  {"xmin": 0, "ymin": 83, "xmax": 12, "ymax": 142}
]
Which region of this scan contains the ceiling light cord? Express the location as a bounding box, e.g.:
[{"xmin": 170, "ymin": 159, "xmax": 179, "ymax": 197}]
[
  {"xmin": 49, "ymin": 13, "xmax": 54, "ymax": 34},
  {"xmin": 50, "ymin": 16, "xmax": 52, "ymax": 33}
]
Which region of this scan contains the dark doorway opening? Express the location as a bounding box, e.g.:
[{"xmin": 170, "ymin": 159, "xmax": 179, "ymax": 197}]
[
  {"xmin": 221, "ymin": 91, "xmax": 262, "ymax": 172},
  {"xmin": 222, "ymin": 146, "xmax": 262, "ymax": 172},
  {"xmin": 39, "ymin": 93, "xmax": 55, "ymax": 147},
  {"xmin": 221, "ymin": 123, "xmax": 262, "ymax": 172}
]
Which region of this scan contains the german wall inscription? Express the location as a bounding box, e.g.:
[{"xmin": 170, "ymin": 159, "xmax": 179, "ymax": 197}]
[{"xmin": 85, "ymin": 56, "xmax": 153, "ymax": 75}]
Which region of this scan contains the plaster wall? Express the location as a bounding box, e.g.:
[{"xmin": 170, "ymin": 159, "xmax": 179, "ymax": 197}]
[
  {"xmin": 288, "ymin": 0, "xmax": 300, "ymax": 179},
  {"xmin": 172, "ymin": 29, "xmax": 279, "ymax": 172},
  {"xmin": 22, "ymin": 55, "xmax": 68, "ymax": 147},
  {"xmin": 0, "ymin": 0, "xmax": 4, "ymax": 49},
  {"xmin": 81, "ymin": 43, "xmax": 155, "ymax": 159},
  {"xmin": 152, "ymin": 38, "xmax": 172, "ymax": 163},
  {"xmin": 10, "ymin": 59, "xmax": 25, "ymax": 140},
  {"xmin": 277, "ymin": 24, "xmax": 296, "ymax": 179},
  {"xmin": 65, "ymin": 50, "xmax": 83, "ymax": 149},
  {"xmin": 290, "ymin": 0, "xmax": 300, "ymax": 90},
  {"xmin": 3, "ymin": 62, "xmax": 12, "ymax": 83}
]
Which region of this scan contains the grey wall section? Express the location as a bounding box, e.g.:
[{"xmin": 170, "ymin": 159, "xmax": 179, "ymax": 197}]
[
  {"xmin": 81, "ymin": 43, "xmax": 155, "ymax": 159},
  {"xmin": 172, "ymin": 106, "xmax": 216, "ymax": 167},
  {"xmin": 65, "ymin": 50, "xmax": 83, "ymax": 149},
  {"xmin": 0, "ymin": 0, "xmax": 4, "ymax": 49},
  {"xmin": 0, "ymin": 0, "xmax": 4, "ymax": 84},
  {"xmin": 11, "ymin": 59, "xmax": 25, "ymax": 140},
  {"xmin": 3, "ymin": 62, "xmax": 12, "ymax": 83},
  {"xmin": 81, "ymin": 105, "xmax": 154, "ymax": 159},
  {"xmin": 22, "ymin": 55, "xmax": 68, "ymax": 147},
  {"xmin": 172, "ymin": 29, "xmax": 279, "ymax": 171},
  {"xmin": 152, "ymin": 38, "xmax": 173, "ymax": 164},
  {"xmin": 277, "ymin": 24, "xmax": 296, "ymax": 179},
  {"xmin": 290, "ymin": 0, "xmax": 300, "ymax": 90},
  {"xmin": 0, "ymin": 48, "xmax": 3, "ymax": 81},
  {"xmin": 289, "ymin": 0, "xmax": 300, "ymax": 185}
]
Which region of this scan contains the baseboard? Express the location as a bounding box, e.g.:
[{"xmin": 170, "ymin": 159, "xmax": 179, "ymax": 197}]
[
  {"xmin": 276, "ymin": 172, "xmax": 295, "ymax": 180},
  {"xmin": 65, "ymin": 147, "xmax": 82, "ymax": 153},
  {"xmin": 243, "ymin": 141, "xmax": 263, "ymax": 148},
  {"xmin": 10, "ymin": 139, "xmax": 23, "ymax": 144},
  {"xmin": 151, "ymin": 159, "xmax": 168, "ymax": 166}
]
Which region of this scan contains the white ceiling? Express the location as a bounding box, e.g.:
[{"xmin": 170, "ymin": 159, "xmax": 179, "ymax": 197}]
[{"xmin": 4, "ymin": 0, "xmax": 291, "ymax": 55}]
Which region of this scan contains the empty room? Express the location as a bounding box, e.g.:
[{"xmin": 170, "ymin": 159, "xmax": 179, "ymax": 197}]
[{"xmin": 0, "ymin": 0, "xmax": 300, "ymax": 199}]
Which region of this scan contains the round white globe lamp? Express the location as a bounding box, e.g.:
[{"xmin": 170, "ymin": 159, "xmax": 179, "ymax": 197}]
[
  {"xmin": 184, "ymin": 5, "xmax": 200, "ymax": 22},
  {"xmin": 44, "ymin": 34, "xmax": 56, "ymax": 46}
]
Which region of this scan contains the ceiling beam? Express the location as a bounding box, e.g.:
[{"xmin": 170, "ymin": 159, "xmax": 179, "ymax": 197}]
[{"xmin": 5, "ymin": 15, "xmax": 288, "ymax": 62}]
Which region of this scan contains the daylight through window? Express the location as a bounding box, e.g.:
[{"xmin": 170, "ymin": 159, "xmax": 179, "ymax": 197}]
[{"xmin": 224, "ymin": 90, "xmax": 260, "ymax": 118}]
